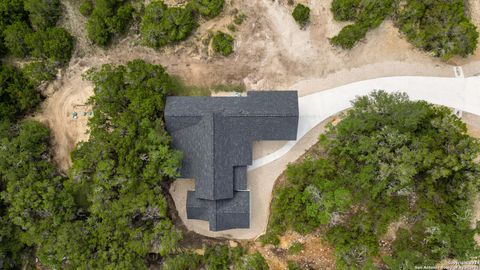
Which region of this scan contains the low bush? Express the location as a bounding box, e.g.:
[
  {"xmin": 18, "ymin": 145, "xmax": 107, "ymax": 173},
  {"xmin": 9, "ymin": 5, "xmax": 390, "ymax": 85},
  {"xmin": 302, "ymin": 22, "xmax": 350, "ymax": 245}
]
[
  {"xmin": 292, "ymin": 4, "xmax": 310, "ymax": 27},
  {"xmin": 79, "ymin": 0, "xmax": 94, "ymax": 16},
  {"xmin": 212, "ymin": 31, "xmax": 234, "ymax": 56},
  {"xmin": 188, "ymin": 0, "xmax": 224, "ymax": 18},
  {"xmin": 330, "ymin": 22, "xmax": 368, "ymax": 49},
  {"xmin": 288, "ymin": 242, "xmax": 304, "ymax": 255},
  {"xmin": 236, "ymin": 252, "xmax": 269, "ymax": 270},
  {"xmin": 330, "ymin": 0, "xmax": 478, "ymax": 59},
  {"xmin": 141, "ymin": 1, "xmax": 197, "ymax": 48},
  {"xmin": 234, "ymin": 13, "xmax": 247, "ymax": 25}
]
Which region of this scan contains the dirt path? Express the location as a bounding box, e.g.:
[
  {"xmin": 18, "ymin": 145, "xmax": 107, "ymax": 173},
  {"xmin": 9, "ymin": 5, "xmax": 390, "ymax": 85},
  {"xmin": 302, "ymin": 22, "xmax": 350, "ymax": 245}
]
[{"xmin": 34, "ymin": 61, "xmax": 93, "ymax": 172}]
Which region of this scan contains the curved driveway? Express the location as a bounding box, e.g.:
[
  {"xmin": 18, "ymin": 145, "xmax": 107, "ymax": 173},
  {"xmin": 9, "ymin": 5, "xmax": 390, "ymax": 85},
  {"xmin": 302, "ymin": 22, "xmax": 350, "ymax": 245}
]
[
  {"xmin": 250, "ymin": 76, "xmax": 480, "ymax": 170},
  {"xmin": 171, "ymin": 75, "xmax": 480, "ymax": 240}
]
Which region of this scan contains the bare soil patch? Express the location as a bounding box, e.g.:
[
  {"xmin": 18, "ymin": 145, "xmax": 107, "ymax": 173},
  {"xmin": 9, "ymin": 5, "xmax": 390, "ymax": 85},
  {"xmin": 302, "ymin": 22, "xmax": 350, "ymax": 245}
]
[{"xmin": 252, "ymin": 230, "xmax": 336, "ymax": 270}]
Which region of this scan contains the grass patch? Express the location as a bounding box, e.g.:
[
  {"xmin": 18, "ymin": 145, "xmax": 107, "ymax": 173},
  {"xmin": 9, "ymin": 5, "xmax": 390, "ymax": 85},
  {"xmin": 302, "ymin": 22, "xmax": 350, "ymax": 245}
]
[
  {"xmin": 171, "ymin": 76, "xmax": 245, "ymax": 96},
  {"xmin": 288, "ymin": 242, "xmax": 304, "ymax": 255}
]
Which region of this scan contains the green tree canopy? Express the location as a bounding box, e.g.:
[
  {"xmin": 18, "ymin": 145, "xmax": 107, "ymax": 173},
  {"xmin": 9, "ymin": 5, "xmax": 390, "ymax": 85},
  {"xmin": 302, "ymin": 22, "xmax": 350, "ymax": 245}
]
[
  {"xmin": 0, "ymin": 63, "xmax": 41, "ymax": 122},
  {"xmin": 292, "ymin": 4, "xmax": 310, "ymax": 28},
  {"xmin": 330, "ymin": 0, "xmax": 478, "ymax": 59},
  {"xmin": 264, "ymin": 91, "xmax": 480, "ymax": 268},
  {"xmin": 188, "ymin": 0, "xmax": 224, "ymax": 18},
  {"xmin": 0, "ymin": 120, "xmax": 76, "ymax": 268},
  {"xmin": 85, "ymin": 0, "xmax": 133, "ymax": 46},
  {"xmin": 212, "ymin": 31, "xmax": 234, "ymax": 56},
  {"xmin": 396, "ymin": 0, "xmax": 479, "ymax": 59},
  {"xmin": 24, "ymin": 0, "xmax": 61, "ymax": 30},
  {"xmin": 60, "ymin": 59, "xmax": 183, "ymax": 269},
  {"xmin": 0, "ymin": 0, "xmax": 72, "ymax": 81},
  {"xmin": 26, "ymin": 27, "xmax": 74, "ymax": 64},
  {"xmin": 141, "ymin": 1, "xmax": 197, "ymax": 48},
  {"xmin": 3, "ymin": 21, "xmax": 32, "ymax": 57}
]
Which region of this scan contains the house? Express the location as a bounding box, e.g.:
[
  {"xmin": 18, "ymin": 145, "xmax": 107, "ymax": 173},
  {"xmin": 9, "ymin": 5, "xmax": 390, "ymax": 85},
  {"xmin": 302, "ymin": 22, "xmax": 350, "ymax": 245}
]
[{"xmin": 165, "ymin": 91, "xmax": 299, "ymax": 231}]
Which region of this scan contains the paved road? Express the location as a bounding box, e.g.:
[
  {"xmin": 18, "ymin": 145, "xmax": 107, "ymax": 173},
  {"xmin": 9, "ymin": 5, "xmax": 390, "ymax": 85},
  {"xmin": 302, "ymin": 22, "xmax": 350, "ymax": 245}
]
[{"xmin": 250, "ymin": 76, "xmax": 480, "ymax": 170}]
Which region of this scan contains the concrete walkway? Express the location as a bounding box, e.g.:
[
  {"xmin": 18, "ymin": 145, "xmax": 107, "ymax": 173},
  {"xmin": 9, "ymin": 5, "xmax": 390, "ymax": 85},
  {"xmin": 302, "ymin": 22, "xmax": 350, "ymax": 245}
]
[{"xmin": 170, "ymin": 75, "xmax": 480, "ymax": 239}]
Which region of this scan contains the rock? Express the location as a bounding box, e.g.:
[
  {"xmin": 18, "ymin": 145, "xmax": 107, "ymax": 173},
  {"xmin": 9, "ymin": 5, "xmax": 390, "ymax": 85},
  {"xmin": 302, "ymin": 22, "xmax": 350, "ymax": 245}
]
[{"xmin": 229, "ymin": 240, "xmax": 238, "ymax": 248}]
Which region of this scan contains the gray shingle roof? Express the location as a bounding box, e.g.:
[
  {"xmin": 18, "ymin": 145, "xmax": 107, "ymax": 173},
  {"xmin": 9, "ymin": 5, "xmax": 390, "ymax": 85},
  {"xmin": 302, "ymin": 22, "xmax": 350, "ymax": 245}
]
[{"xmin": 165, "ymin": 91, "xmax": 299, "ymax": 231}]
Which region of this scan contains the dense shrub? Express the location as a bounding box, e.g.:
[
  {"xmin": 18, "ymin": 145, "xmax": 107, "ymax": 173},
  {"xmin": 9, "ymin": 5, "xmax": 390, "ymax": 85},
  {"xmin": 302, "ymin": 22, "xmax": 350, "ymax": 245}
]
[
  {"xmin": 212, "ymin": 31, "xmax": 234, "ymax": 56},
  {"xmin": 22, "ymin": 60, "xmax": 57, "ymax": 85},
  {"xmin": 57, "ymin": 60, "xmax": 183, "ymax": 268},
  {"xmin": 26, "ymin": 27, "xmax": 74, "ymax": 64},
  {"xmin": 0, "ymin": 0, "xmax": 72, "ymax": 75},
  {"xmin": 0, "ymin": 63, "xmax": 40, "ymax": 122},
  {"xmin": 162, "ymin": 253, "xmax": 203, "ymax": 270},
  {"xmin": 188, "ymin": 0, "xmax": 224, "ymax": 18},
  {"xmin": 265, "ymin": 91, "xmax": 480, "ymax": 268},
  {"xmin": 141, "ymin": 1, "xmax": 197, "ymax": 48},
  {"xmin": 330, "ymin": 22, "xmax": 368, "ymax": 49},
  {"xmin": 0, "ymin": 120, "xmax": 76, "ymax": 268},
  {"xmin": 236, "ymin": 252, "xmax": 269, "ymax": 270},
  {"xmin": 330, "ymin": 0, "xmax": 360, "ymax": 21},
  {"xmin": 330, "ymin": 0, "xmax": 393, "ymax": 49},
  {"xmin": 79, "ymin": 0, "xmax": 94, "ymax": 16},
  {"xmin": 24, "ymin": 0, "xmax": 61, "ymax": 30},
  {"xmin": 396, "ymin": 0, "xmax": 479, "ymax": 59},
  {"xmin": 292, "ymin": 4, "xmax": 310, "ymax": 28},
  {"xmin": 162, "ymin": 247, "xmax": 269, "ymax": 270},
  {"xmin": 330, "ymin": 0, "xmax": 479, "ymax": 59},
  {"xmin": 3, "ymin": 21, "xmax": 32, "ymax": 57},
  {"xmin": 85, "ymin": 0, "xmax": 133, "ymax": 46}
]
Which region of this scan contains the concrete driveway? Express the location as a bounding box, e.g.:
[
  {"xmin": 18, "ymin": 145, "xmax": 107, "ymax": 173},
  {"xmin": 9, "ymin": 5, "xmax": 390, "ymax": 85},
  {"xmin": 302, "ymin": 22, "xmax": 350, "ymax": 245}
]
[{"xmin": 170, "ymin": 75, "xmax": 480, "ymax": 239}]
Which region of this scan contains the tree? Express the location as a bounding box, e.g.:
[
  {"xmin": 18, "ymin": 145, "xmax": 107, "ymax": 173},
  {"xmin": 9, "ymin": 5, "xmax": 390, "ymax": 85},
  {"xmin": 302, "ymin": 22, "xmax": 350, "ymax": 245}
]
[
  {"xmin": 395, "ymin": 0, "xmax": 479, "ymax": 59},
  {"xmin": 0, "ymin": 0, "xmax": 73, "ymax": 71},
  {"xmin": 292, "ymin": 4, "xmax": 310, "ymax": 28},
  {"xmin": 85, "ymin": 0, "xmax": 133, "ymax": 46},
  {"xmin": 141, "ymin": 1, "xmax": 197, "ymax": 48},
  {"xmin": 26, "ymin": 27, "xmax": 74, "ymax": 64},
  {"xmin": 330, "ymin": 0, "xmax": 479, "ymax": 59},
  {"xmin": 211, "ymin": 31, "xmax": 234, "ymax": 56},
  {"xmin": 24, "ymin": 0, "xmax": 62, "ymax": 30},
  {"xmin": 22, "ymin": 60, "xmax": 57, "ymax": 85},
  {"xmin": 0, "ymin": 120, "xmax": 77, "ymax": 267},
  {"xmin": 265, "ymin": 91, "xmax": 480, "ymax": 268},
  {"xmin": 63, "ymin": 60, "xmax": 183, "ymax": 269},
  {"xmin": 0, "ymin": 0, "xmax": 27, "ymax": 29},
  {"xmin": 0, "ymin": 63, "xmax": 41, "ymax": 122},
  {"xmin": 3, "ymin": 21, "xmax": 32, "ymax": 57},
  {"xmin": 79, "ymin": 0, "xmax": 94, "ymax": 16}
]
